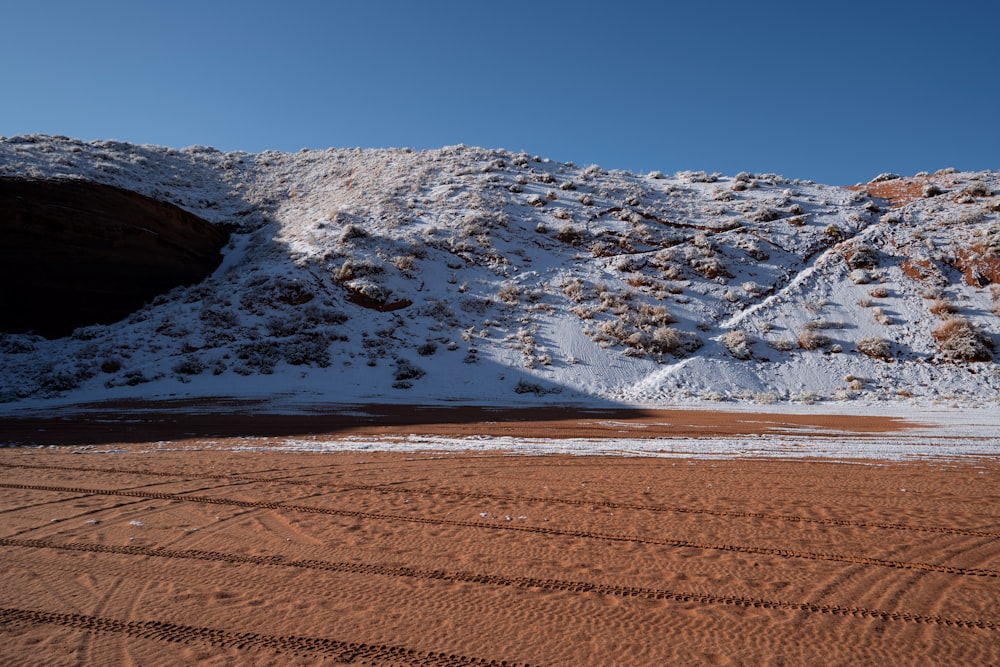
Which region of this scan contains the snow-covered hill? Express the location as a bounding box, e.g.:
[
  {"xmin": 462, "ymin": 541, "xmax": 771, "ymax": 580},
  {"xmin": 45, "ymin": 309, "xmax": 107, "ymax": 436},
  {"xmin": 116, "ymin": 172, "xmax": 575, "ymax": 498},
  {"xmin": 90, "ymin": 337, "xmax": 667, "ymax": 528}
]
[{"xmin": 2, "ymin": 135, "xmax": 998, "ymax": 408}]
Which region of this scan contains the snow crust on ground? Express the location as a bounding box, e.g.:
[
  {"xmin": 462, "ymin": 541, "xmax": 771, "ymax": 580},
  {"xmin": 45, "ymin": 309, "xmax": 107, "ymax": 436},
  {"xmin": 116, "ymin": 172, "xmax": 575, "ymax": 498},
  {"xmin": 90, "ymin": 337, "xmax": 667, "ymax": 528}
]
[
  {"xmin": 2, "ymin": 135, "xmax": 999, "ymax": 414},
  {"xmin": 122, "ymin": 402, "xmax": 994, "ymax": 462}
]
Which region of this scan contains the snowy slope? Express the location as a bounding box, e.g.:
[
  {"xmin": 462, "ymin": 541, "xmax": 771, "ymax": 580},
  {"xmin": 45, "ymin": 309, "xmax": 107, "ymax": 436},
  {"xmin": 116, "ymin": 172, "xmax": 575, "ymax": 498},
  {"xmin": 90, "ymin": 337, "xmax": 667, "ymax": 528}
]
[{"xmin": 1, "ymin": 135, "xmax": 999, "ymax": 408}]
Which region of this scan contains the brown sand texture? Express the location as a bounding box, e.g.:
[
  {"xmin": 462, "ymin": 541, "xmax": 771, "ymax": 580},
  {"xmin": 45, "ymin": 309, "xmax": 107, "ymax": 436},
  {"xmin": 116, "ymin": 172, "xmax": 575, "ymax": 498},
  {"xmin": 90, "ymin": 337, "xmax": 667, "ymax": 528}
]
[{"xmin": 1, "ymin": 406, "xmax": 998, "ymax": 665}]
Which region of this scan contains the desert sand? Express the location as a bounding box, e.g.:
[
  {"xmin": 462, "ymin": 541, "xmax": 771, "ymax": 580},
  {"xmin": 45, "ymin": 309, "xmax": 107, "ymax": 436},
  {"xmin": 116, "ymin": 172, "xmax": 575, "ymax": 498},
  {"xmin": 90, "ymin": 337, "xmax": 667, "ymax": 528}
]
[{"xmin": 1, "ymin": 406, "xmax": 998, "ymax": 665}]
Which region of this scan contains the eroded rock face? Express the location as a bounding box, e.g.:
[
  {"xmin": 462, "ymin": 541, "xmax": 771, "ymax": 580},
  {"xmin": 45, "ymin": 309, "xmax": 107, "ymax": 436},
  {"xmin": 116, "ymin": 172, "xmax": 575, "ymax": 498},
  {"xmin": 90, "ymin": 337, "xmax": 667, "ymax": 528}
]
[{"xmin": 0, "ymin": 178, "xmax": 230, "ymax": 338}]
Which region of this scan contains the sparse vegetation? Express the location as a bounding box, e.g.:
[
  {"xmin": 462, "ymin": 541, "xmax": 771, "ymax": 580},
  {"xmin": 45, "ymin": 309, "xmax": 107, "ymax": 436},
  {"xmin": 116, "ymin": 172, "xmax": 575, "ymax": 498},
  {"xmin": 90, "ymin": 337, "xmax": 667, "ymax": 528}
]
[
  {"xmin": 857, "ymin": 337, "xmax": 892, "ymax": 360},
  {"xmin": 721, "ymin": 330, "xmax": 752, "ymax": 360},
  {"xmin": 929, "ymin": 298, "xmax": 959, "ymax": 317},
  {"xmin": 798, "ymin": 329, "xmax": 832, "ymax": 350},
  {"xmin": 933, "ymin": 317, "xmax": 994, "ymax": 361}
]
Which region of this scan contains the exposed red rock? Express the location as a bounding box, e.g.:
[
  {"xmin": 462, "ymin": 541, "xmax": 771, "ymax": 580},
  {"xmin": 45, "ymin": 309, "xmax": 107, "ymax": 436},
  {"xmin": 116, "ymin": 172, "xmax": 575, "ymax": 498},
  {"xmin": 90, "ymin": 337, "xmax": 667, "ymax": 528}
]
[{"xmin": 0, "ymin": 178, "xmax": 230, "ymax": 338}]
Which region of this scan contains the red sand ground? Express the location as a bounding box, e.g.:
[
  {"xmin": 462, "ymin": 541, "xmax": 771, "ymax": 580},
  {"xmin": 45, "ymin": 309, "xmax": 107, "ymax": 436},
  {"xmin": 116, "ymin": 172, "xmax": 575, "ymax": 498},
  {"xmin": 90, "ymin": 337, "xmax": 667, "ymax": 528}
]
[{"xmin": 1, "ymin": 406, "xmax": 997, "ymax": 665}]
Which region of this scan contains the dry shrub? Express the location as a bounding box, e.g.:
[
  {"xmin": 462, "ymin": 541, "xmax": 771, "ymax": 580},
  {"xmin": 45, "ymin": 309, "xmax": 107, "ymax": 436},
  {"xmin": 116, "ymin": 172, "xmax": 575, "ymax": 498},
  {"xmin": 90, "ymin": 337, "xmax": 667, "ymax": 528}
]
[
  {"xmin": 857, "ymin": 337, "xmax": 892, "ymax": 360},
  {"xmin": 636, "ymin": 303, "xmax": 675, "ymax": 327},
  {"xmin": 847, "ymin": 244, "xmax": 879, "ymax": 270},
  {"xmin": 722, "ymin": 329, "xmax": 752, "ymax": 360},
  {"xmin": 798, "ymin": 329, "xmax": 832, "ymax": 350},
  {"xmin": 646, "ymin": 327, "xmax": 701, "ymax": 356},
  {"xmin": 932, "ymin": 317, "xmax": 994, "ymax": 361},
  {"xmin": 562, "ymin": 278, "xmax": 587, "ymax": 302},
  {"xmin": 929, "ymin": 298, "xmax": 959, "ymax": 317},
  {"xmin": 556, "ymin": 225, "xmax": 586, "ymax": 245},
  {"xmin": 871, "ymin": 307, "xmax": 893, "ymax": 326},
  {"xmin": 769, "ymin": 339, "xmax": 795, "ymax": 352},
  {"xmin": 498, "ymin": 282, "xmax": 520, "ymax": 305},
  {"xmin": 868, "ymin": 285, "xmax": 889, "ymax": 299}
]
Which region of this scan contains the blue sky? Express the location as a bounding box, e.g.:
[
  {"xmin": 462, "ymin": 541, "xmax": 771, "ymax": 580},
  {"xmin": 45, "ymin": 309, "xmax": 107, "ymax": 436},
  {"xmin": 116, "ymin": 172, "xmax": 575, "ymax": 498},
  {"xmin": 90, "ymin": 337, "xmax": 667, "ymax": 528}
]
[{"xmin": 3, "ymin": 1, "xmax": 997, "ymax": 184}]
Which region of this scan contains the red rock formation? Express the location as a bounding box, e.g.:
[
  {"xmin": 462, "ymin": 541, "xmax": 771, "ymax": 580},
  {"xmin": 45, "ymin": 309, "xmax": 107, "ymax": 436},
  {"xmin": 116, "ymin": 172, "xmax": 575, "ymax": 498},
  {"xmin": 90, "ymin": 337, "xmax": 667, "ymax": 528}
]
[{"xmin": 0, "ymin": 178, "xmax": 230, "ymax": 338}]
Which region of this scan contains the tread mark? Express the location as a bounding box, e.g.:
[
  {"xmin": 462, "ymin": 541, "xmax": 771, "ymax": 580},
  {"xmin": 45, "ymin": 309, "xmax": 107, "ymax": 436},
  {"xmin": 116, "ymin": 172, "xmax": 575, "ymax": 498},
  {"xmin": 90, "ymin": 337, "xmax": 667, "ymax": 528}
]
[
  {"xmin": 0, "ymin": 606, "xmax": 531, "ymax": 666},
  {"xmin": 1, "ymin": 537, "xmax": 996, "ymax": 631},
  {"xmin": 2, "ymin": 482, "xmax": 998, "ymax": 578},
  {"xmin": 1, "ymin": 461, "xmax": 995, "ymax": 539}
]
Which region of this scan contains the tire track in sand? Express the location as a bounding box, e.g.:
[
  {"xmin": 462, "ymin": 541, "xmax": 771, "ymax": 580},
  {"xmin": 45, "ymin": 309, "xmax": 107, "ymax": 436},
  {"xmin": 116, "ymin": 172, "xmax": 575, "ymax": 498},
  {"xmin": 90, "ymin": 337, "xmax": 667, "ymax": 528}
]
[
  {"xmin": 2, "ymin": 538, "xmax": 996, "ymax": 631},
  {"xmin": 2, "ymin": 482, "xmax": 998, "ymax": 578},
  {"xmin": 0, "ymin": 606, "xmax": 528, "ymax": 666},
  {"xmin": 2, "ymin": 462, "xmax": 995, "ymax": 539}
]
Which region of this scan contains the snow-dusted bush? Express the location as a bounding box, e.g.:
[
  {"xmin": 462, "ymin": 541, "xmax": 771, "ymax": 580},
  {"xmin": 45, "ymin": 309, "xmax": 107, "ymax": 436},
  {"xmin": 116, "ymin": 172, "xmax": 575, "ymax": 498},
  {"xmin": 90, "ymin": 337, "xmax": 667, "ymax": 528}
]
[
  {"xmin": 803, "ymin": 319, "xmax": 838, "ymax": 330},
  {"xmin": 690, "ymin": 256, "xmax": 730, "ymax": 279},
  {"xmin": 201, "ymin": 307, "xmax": 239, "ymax": 329},
  {"xmin": 393, "ymin": 254, "xmax": 417, "ymax": 272},
  {"xmin": 100, "ymin": 357, "xmax": 122, "ymax": 374},
  {"xmin": 850, "ymin": 269, "xmax": 873, "ymax": 285},
  {"xmin": 793, "ymin": 390, "xmax": 820, "ymax": 404},
  {"xmin": 869, "ymin": 173, "xmax": 901, "ymax": 183},
  {"xmin": 929, "ymin": 298, "xmax": 959, "ymax": 317},
  {"xmin": 848, "ymin": 244, "xmax": 878, "ymax": 269},
  {"xmin": 283, "ymin": 332, "xmax": 338, "ymax": 367},
  {"xmin": 722, "ymin": 330, "xmax": 752, "ymax": 360},
  {"xmin": 967, "ymin": 182, "xmax": 992, "ymax": 198},
  {"xmin": 798, "ymin": 329, "xmax": 832, "ymax": 350},
  {"xmin": 339, "ymin": 223, "xmax": 368, "ymax": 242},
  {"xmin": 514, "ymin": 379, "xmax": 561, "ymax": 395},
  {"xmin": 235, "ymin": 339, "xmax": 281, "ymax": 374},
  {"xmin": 752, "ymin": 206, "xmax": 782, "ymax": 222},
  {"xmin": 922, "ymin": 183, "xmax": 943, "ymax": 198},
  {"xmin": 498, "ymin": 282, "xmax": 520, "ymax": 305},
  {"xmin": 646, "ymin": 327, "xmax": 701, "ymax": 356},
  {"xmin": 857, "ymin": 337, "xmax": 892, "ymax": 360},
  {"xmin": 871, "ymin": 307, "xmax": 892, "ymax": 326},
  {"xmin": 392, "ymin": 358, "xmax": 426, "ymax": 388},
  {"xmin": 678, "ymin": 170, "xmax": 719, "ymax": 183},
  {"xmin": 769, "ymin": 338, "xmax": 795, "ymax": 352},
  {"xmin": 173, "ymin": 357, "xmax": 205, "ymax": 376},
  {"xmin": 868, "ymin": 285, "xmax": 889, "ymax": 299},
  {"xmin": 635, "ymin": 303, "xmax": 675, "ymax": 327},
  {"xmin": 615, "ymin": 254, "xmax": 646, "ymax": 272},
  {"xmin": 933, "ymin": 317, "xmax": 994, "ymax": 361},
  {"xmin": 417, "ymin": 341, "xmax": 438, "ymax": 356},
  {"xmin": 562, "ymin": 277, "xmax": 587, "ymax": 302},
  {"xmin": 556, "ymin": 225, "xmax": 586, "ymax": 245}
]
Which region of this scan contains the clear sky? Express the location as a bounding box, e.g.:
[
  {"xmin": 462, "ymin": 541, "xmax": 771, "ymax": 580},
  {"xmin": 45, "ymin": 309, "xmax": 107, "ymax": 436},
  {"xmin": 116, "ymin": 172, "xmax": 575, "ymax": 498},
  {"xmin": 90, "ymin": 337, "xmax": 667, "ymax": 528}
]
[{"xmin": 3, "ymin": 1, "xmax": 997, "ymax": 184}]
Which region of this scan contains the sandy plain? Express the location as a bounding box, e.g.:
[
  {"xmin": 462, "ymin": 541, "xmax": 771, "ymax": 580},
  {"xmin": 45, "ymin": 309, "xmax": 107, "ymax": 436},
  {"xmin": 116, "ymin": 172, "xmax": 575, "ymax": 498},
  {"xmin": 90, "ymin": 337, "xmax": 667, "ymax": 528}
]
[{"xmin": 0, "ymin": 405, "xmax": 998, "ymax": 666}]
